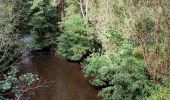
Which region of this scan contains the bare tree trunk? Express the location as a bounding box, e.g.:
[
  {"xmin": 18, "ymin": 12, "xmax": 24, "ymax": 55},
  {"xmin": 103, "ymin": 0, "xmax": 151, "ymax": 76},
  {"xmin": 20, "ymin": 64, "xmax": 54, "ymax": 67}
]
[
  {"xmin": 85, "ymin": 0, "xmax": 88, "ymax": 23},
  {"xmin": 56, "ymin": 0, "xmax": 65, "ymax": 21},
  {"xmin": 76, "ymin": 0, "xmax": 88, "ymax": 26}
]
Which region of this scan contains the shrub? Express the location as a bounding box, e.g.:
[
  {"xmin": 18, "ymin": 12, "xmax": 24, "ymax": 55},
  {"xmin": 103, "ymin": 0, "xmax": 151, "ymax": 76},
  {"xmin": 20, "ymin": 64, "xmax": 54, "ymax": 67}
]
[
  {"xmin": 146, "ymin": 86, "xmax": 170, "ymax": 100},
  {"xmin": 145, "ymin": 75, "xmax": 170, "ymax": 100},
  {"xmin": 0, "ymin": 67, "xmax": 39, "ymax": 99},
  {"xmin": 27, "ymin": 0, "xmax": 58, "ymax": 49},
  {"xmin": 83, "ymin": 41, "xmax": 155, "ymax": 100},
  {"xmin": 57, "ymin": 14, "xmax": 93, "ymax": 61}
]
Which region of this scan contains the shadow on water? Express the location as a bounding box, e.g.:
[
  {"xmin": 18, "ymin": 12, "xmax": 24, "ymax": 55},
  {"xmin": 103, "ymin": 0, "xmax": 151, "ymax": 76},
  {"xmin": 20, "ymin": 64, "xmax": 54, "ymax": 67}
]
[{"xmin": 19, "ymin": 51, "xmax": 102, "ymax": 100}]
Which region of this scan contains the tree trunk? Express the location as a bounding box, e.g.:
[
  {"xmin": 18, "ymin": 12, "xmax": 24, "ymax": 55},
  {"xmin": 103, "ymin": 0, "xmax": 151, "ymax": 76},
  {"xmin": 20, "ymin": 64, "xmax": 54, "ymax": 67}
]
[{"xmin": 56, "ymin": 0, "xmax": 64, "ymax": 21}]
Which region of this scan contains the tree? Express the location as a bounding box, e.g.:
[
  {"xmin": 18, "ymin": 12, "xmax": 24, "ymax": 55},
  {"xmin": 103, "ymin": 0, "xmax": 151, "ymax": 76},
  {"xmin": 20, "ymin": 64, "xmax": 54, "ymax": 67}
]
[{"xmin": 58, "ymin": 14, "xmax": 92, "ymax": 61}]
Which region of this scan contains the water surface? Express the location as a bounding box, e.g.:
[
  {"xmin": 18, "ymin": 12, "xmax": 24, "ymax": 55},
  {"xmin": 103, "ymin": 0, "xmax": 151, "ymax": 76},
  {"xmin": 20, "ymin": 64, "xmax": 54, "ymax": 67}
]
[{"xmin": 20, "ymin": 52, "xmax": 101, "ymax": 100}]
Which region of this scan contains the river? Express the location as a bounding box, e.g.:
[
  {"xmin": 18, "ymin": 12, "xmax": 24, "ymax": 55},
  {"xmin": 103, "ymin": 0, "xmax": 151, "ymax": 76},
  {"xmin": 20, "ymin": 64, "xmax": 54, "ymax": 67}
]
[{"xmin": 19, "ymin": 51, "xmax": 102, "ymax": 100}]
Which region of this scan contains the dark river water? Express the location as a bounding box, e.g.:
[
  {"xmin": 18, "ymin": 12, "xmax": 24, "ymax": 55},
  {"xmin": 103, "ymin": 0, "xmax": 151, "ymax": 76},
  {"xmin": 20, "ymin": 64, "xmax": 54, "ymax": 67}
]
[{"xmin": 19, "ymin": 52, "xmax": 101, "ymax": 100}]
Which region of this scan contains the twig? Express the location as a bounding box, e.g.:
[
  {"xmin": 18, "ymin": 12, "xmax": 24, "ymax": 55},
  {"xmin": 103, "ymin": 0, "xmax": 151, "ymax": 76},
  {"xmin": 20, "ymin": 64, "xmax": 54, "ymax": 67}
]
[{"xmin": 0, "ymin": 56, "xmax": 22, "ymax": 73}]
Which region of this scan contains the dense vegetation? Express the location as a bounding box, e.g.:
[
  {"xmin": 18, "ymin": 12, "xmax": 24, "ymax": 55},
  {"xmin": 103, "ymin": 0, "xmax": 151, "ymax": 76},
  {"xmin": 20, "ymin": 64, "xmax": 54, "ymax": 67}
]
[
  {"xmin": 83, "ymin": 42, "xmax": 155, "ymax": 100},
  {"xmin": 0, "ymin": 0, "xmax": 55, "ymax": 99},
  {"xmin": 0, "ymin": 0, "xmax": 169, "ymax": 100},
  {"xmin": 58, "ymin": 0, "xmax": 170, "ymax": 100},
  {"xmin": 57, "ymin": 14, "xmax": 93, "ymax": 61}
]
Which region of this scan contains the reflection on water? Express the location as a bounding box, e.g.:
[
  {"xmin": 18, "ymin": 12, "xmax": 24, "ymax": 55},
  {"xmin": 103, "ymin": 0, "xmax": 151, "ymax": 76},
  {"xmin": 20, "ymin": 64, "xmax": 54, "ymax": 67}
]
[{"xmin": 19, "ymin": 52, "xmax": 102, "ymax": 100}]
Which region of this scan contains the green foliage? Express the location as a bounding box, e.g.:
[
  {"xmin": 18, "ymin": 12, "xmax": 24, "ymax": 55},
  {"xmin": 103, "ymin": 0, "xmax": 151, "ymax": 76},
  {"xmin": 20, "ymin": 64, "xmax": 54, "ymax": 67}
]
[
  {"xmin": 58, "ymin": 14, "xmax": 93, "ymax": 61},
  {"xmin": 0, "ymin": 68, "xmax": 18, "ymax": 92},
  {"xmin": 1, "ymin": 0, "xmax": 58, "ymax": 50},
  {"xmin": 0, "ymin": 0, "xmax": 23, "ymax": 69},
  {"xmin": 0, "ymin": 67, "xmax": 39, "ymax": 99},
  {"xmin": 146, "ymin": 86, "xmax": 170, "ymax": 100},
  {"xmin": 27, "ymin": 0, "xmax": 58, "ymax": 49},
  {"xmin": 65, "ymin": 0, "xmax": 79, "ymax": 16},
  {"xmin": 0, "ymin": 2, "xmax": 52, "ymax": 99},
  {"xmin": 1, "ymin": 0, "xmax": 169, "ymax": 99},
  {"xmin": 19, "ymin": 73, "xmax": 39, "ymax": 85},
  {"xmin": 83, "ymin": 41, "xmax": 156, "ymax": 100},
  {"xmin": 0, "ymin": 0, "xmax": 14, "ymax": 34},
  {"xmin": 60, "ymin": 14, "xmax": 87, "ymax": 33},
  {"xmin": 133, "ymin": 46, "xmax": 143, "ymax": 59},
  {"xmin": 146, "ymin": 76, "xmax": 170, "ymax": 100}
]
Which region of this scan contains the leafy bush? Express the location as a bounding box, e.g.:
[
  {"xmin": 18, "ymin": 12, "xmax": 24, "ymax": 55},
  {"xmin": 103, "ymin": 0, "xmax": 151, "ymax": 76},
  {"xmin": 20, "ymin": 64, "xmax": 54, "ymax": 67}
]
[
  {"xmin": 27, "ymin": 0, "xmax": 58, "ymax": 49},
  {"xmin": 58, "ymin": 14, "xmax": 93, "ymax": 61},
  {"xmin": 19, "ymin": 73, "xmax": 39, "ymax": 85},
  {"xmin": 83, "ymin": 41, "xmax": 156, "ymax": 100},
  {"xmin": 0, "ymin": 0, "xmax": 24, "ymax": 68},
  {"xmin": 0, "ymin": 67, "xmax": 39, "ymax": 99},
  {"xmin": 145, "ymin": 76, "xmax": 170, "ymax": 100},
  {"xmin": 146, "ymin": 86, "xmax": 170, "ymax": 100}
]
